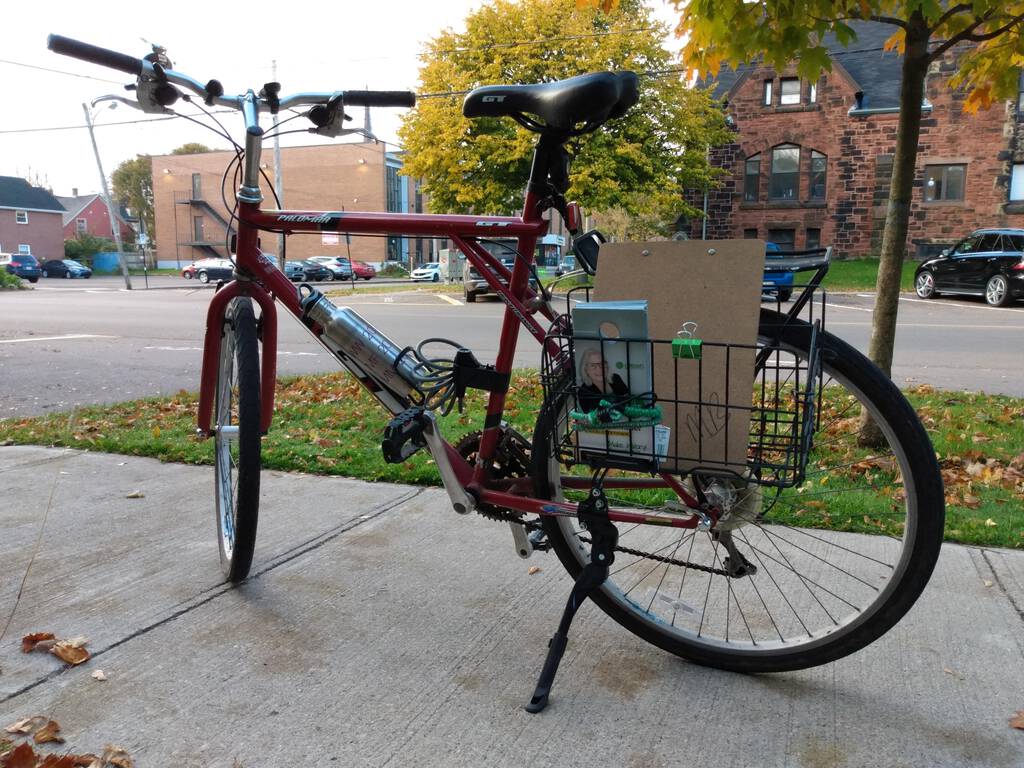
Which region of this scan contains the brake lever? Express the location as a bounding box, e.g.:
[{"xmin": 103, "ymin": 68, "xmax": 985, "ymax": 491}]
[
  {"xmin": 90, "ymin": 94, "xmax": 159, "ymax": 114},
  {"xmin": 307, "ymin": 92, "xmax": 355, "ymax": 137}
]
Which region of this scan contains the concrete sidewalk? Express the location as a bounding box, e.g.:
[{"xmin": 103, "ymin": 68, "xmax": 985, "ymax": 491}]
[{"xmin": 1, "ymin": 446, "xmax": 1021, "ymax": 767}]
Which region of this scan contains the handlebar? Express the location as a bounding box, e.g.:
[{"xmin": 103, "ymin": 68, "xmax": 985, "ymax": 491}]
[
  {"xmin": 46, "ymin": 33, "xmax": 417, "ymax": 114},
  {"xmin": 47, "ymin": 34, "xmax": 144, "ymax": 77}
]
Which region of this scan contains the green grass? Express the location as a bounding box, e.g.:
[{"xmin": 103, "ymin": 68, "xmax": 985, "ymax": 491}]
[
  {"xmin": 817, "ymin": 257, "xmax": 918, "ymax": 292},
  {"xmin": 0, "ymin": 375, "xmax": 1020, "ymax": 549}
]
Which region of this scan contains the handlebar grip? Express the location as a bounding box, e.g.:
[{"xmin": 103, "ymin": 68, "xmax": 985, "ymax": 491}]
[
  {"xmin": 344, "ymin": 90, "xmax": 416, "ymax": 108},
  {"xmin": 47, "ymin": 34, "xmax": 144, "ymax": 76}
]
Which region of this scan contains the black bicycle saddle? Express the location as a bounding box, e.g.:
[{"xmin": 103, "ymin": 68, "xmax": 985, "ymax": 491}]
[{"xmin": 463, "ymin": 71, "xmax": 639, "ymax": 130}]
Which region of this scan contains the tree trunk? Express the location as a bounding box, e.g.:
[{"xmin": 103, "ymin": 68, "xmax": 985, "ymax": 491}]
[{"xmin": 859, "ymin": 15, "xmax": 931, "ymax": 445}]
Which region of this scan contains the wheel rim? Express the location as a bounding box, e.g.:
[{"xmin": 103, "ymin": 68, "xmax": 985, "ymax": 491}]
[
  {"xmin": 214, "ymin": 319, "xmax": 240, "ymax": 561},
  {"xmin": 545, "ymin": 337, "xmax": 920, "ymax": 658},
  {"xmin": 916, "ymin": 272, "xmax": 933, "ymax": 297},
  {"xmin": 986, "ymin": 276, "xmax": 1006, "ymax": 304}
]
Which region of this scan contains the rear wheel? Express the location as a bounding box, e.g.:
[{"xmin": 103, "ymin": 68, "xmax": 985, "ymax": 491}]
[
  {"xmin": 198, "ymin": 271, "xmax": 210, "ymax": 284},
  {"xmin": 214, "ymin": 297, "xmax": 262, "ymax": 582},
  {"xmin": 533, "ymin": 309, "xmax": 944, "ymax": 672},
  {"xmin": 985, "ymin": 274, "xmax": 1010, "ymax": 307},
  {"xmin": 64, "ymin": 271, "xmax": 71, "ymax": 279}
]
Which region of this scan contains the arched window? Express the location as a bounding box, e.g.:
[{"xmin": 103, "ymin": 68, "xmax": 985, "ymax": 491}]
[
  {"xmin": 744, "ymin": 154, "xmax": 760, "ymax": 202},
  {"xmin": 809, "ymin": 151, "xmax": 827, "ymax": 200},
  {"xmin": 769, "ymin": 144, "xmax": 800, "ymax": 200}
]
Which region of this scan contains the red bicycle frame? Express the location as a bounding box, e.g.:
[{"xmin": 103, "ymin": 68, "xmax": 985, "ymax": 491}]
[{"xmin": 194, "ymin": 170, "xmax": 705, "ymax": 531}]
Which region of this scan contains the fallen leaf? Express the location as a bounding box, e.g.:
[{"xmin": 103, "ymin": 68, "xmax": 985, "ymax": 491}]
[
  {"xmin": 942, "ymin": 667, "xmax": 964, "ymax": 680},
  {"xmin": 984, "ymin": 580, "xmax": 994, "ymax": 588},
  {"xmin": 101, "ymin": 745, "xmax": 133, "ymax": 768},
  {"xmin": 1, "ymin": 742, "xmax": 38, "ymax": 768},
  {"xmin": 984, "ymin": 518, "xmax": 997, "ymax": 527},
  {"xmin": 962, "ymin": 494, "xmax": 982, "ymax": 509},
  {"xmin": 20, "ymin": 633, "xmax": 55, "ymax": 654},
  {"xmin": 151, "ymin": 426, "xmax": 161, "ymax": 438},
  {"xmin": 125, "ymin": 490, "xmax": 144, "ymax": 499},
  {"xmin": 32, "ymin": 720, "xmax": 63, "ymax": 745},
  {"xmin": 38, "ymin": 757, "xmax": 82, "ymax": 768},
  {"xmin": 64, "ymin": 637, "xmax": 89, "ymax": 649},
  {"xmin": 1010, "ymin": 710, "xmax": 1024, "ymax": 730},
  {"xmin": 51, "ymin": 641, "xmax": 90, "ymax": 666},
  {"xmin": 527, "ymin": 566, "xmax": 542, "ymax": 575},
  {"xmin": 91, "ymin": 670, "xmax": 106, "ymax": 682},
  {"xmin": 5, "ymin": 717, "xmax": 45, "ymax": 735}
]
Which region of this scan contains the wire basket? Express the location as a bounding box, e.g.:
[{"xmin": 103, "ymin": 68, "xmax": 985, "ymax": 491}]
[{"xmin": 540, "ymin": 313, "xmax": 823, "ymax": 489}]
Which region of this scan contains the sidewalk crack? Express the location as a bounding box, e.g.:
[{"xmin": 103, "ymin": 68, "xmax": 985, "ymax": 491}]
[{"xmin": 980, "ymin": 549, "xmax": 1024, "ymax": 624}]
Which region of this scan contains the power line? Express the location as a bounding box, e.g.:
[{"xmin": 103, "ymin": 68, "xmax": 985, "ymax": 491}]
[
  {"xmin": 0, "ymin": 57, "xmax": 126, "ymax": 85},
  {"xmin": 0, "ymin": 109, "xmax": 238, "ymax": 135}
]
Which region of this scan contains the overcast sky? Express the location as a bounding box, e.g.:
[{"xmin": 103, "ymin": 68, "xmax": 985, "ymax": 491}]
[{"xmin": 5, "ymin": 1, "xmax": 680, "ymax": 199}]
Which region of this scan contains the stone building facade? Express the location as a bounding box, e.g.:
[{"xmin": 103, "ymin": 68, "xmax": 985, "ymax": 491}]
[{"xmin": 691, "ymin": 21, "xmax": 1024, "ymax": 258}]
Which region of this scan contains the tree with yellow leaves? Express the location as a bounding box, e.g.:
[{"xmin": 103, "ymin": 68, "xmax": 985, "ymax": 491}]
[{"xmin": 668, "ymin": 1, "xmax": 1024, "ymax": 439}]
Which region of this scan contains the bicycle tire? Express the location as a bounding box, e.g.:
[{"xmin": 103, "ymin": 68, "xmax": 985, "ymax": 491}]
[
  {"xmin": 214, "ymin": 296, "xmax": 262, "ymax": 582},
  {"xmin": 533, "ymin": 308, "xmax": 945, "ymax": 672}
]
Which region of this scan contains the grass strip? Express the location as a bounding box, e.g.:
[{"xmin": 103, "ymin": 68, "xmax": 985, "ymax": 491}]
[{"xmin": 0, "ymin": 374, "xmax": 1020, "ymax": 549}]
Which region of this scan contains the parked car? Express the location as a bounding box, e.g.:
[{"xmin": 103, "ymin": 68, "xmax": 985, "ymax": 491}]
[
  {"xmin": 762, "ymin": 242, "xmax": 795, "ymax": 302},
  {"xmin": 284, "ymin": 260, "xmax": 331, "ymax": 282},
  {"xmin": 554, "ymin": 255, "xmax": 578, "ymax": 276},
  {"xmin": 40, "ymin": 259, "xmax": 92, "ymax": 279},
  {"xmin": 914, "ymin": 228, "xmax": 1024, "ymax": 307},
  {"xmin": 351, "ymin": 260, "xmax": 376, "ymax": 280},
  {"xmin": 463, "ymin": 256, "xmax": 539, "ymax": 302},
  {"xmin": 0, "ymin": 253, "xmax": 41, "ymax": 283},
  {"xmin": 194, "ymin": 258, "xmax": 235, "ymax": 284},
  {"xmin": 411, "ymin": 262, "xmax": 442, "ymax": 282},
  {"xmin": 309, "ymin": 256, "xmax": 353, "ymax": 280}
]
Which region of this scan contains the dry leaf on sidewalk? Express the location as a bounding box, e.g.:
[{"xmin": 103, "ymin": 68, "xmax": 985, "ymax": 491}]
[
  {"xmin": 1010, "ymin": 710, "xmax": 1024, "ymax": 730},
  {"xmin": 125, "ymin": 491, "xmax": 144, "ymax": 499},
  {"xmin": 527, "ymin": 566, "xmax": 542, "ymax": 575},
  {"xmin": 91, "ymin": 670, "xmax": 106, "ymax": 682},
  {"xmin": 1, "ymin": 742, "xmax": 38, "ymax": 768},
  {"xmin": 20, "ymin": 633, "xmax": 55, "ymax": 654},
  {"xmin": 5, "ymin": 717, "xmax": 46, "ymax": 735},
  {"xmin": 51, "ymin": 641, "xmax": 90, "ymax": 666},
  {"xmin": 100, "ymin": 745, "xmax": 133, "ymax": 768},
  {"xmin": 32, "ymin": 720, "xmax": 63, "ymax": 745}
]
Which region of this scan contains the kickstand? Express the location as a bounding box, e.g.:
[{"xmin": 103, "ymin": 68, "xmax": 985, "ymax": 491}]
[{"xmin": 525, "ymin": 483, "xmax": 618, "ymax": 713}]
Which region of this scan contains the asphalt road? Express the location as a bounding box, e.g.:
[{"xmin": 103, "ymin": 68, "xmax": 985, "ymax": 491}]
[{"xmin": 1, "ymin": 277, "xmax": 1022, "ymax": 419}]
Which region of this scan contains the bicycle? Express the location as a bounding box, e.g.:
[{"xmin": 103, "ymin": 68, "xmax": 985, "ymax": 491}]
[{"xmin": 48, "ymin": 34, "xmax": 945, "ymax": 713}]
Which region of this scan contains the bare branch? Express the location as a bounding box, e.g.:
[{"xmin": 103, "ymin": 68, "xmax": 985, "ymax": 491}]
[
  {"xmin": 964, "ymin": 11, "xmax": 1024, "ymax": 42},
  {"xmin": 933, "ymin": 3, "xmax": 973, "ymax": 30},
  {"xmin": 868, "ymin": 15, "xmax": 907, "ymax": 28}
]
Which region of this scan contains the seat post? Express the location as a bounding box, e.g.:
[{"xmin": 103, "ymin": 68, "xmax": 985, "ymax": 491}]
[{"xmin": 526, "ymin": 132, "xmax": 570, "ymax": 196}]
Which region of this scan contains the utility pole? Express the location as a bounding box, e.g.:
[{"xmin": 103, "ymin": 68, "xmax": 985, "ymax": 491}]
[
  {"xmin": 272, "ymin": 60, "xmax": 284, "ymax": 260},
  {"xmin": 82, "ymin": 103, "xmax": 132, "ymax": 290}
]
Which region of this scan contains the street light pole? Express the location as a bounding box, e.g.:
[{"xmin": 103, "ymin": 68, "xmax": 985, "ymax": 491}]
[{"xmin": 82, "ymin": 102, "xmax": 132, "ymax": 290}]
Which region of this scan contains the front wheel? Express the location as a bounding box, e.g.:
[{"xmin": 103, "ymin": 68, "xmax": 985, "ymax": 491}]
[
  {"xmin": 198, "ymin": 271, "xmax": 210, "ymax": 284},
  {"xmin": 533, "ymin": 309, "xmax": 944, "ymax": 673},
  {"xmin": 915, "ymin": 270, "xmax": 937, "ymax": 299},
  {"xmin": 213, "ymin": 297, "xmax": 262, "ymax": 582},
  {"xmin": 985, "ymin": 274, "xmax": 1010, "ymax": 307}
]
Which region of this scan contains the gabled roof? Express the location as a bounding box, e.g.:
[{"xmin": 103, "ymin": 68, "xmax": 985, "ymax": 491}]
[
  {"xmin": 0, "ymin": 176, "xmax": 65, "ymax": 212},
  {"xmin": 55, "ymin": 193, "xmax": 134, "ymax": 228},
  {"xmin": 701, "ymin": 20, "xmax": 905, "ymax": 111},
  {"xmin": 55, "ymin": 194, "xmax": 99, "ymax": 225}
]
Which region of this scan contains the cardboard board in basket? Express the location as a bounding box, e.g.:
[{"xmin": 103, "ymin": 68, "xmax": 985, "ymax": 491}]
[{"xmin": 593, "ymin": 240, "xmax": 764, "ymax": 474}]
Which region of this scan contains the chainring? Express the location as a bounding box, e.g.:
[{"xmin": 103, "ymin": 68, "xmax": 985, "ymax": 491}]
[{"xmin": 454, "ymin": 427, "xmax": 533, "ymax": 523}]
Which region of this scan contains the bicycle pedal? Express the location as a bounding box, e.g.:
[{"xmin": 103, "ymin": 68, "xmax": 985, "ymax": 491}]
[
  {"xmin": 527, "ymin": 528, "xmax": 551, "ymax": 552},
  {"xmin": 381, "ymin": 407, "xmax": 428, "ymax": 463}
]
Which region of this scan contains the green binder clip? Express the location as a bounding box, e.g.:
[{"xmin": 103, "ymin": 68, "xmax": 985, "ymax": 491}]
[{"xmin": 672, "ymin": 321, "xmax": 702, "ymax": 360}]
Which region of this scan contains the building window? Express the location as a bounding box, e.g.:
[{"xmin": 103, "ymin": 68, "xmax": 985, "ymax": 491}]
[
  {"xmin": 768, "ymin": 228, "xmax": 796, "ymax": 250},
  {"xmin": 193, "ymin": 215, "xmax": 204, "ymax": 242},
  {"xmin": 924, "ymin": 164, "xmax": 965, "ymax": 202},
  {"xmin": 18, "ymin": 244, "xmax": 31, "ymax": 254},
  {"xmin": 76, "ymin": 218, "xmax": 88, "ymax": 234},
  {"xmin": 769, "ymin": 144, "xmax": 800, "ymax": 200},
  {"xmin": 809, "ymin": 151, "xmax": 827, "ymax": 200},
  {"xmin": 386, "ymin": 165, "xmax": 402, "ymax": 212},
  {"xmin": 1011, "ymin": 163, "xmax": 1024, "ymax": 200},
  {"xmin": 15, "ymin": 210, "xmax": 28, "ymax": 224},
  {"xmin": 809, "ymin": 81, "xmax": 818, "ymax": 103},
  {"xmin": 779, "ymin": 78, "xmax": 801, "ymax": 105},
  {"xmin": 743, "ymin": 228, "xmax": 758, "ymax": 239},
  {"xmin": 806, "ymin": 228, "xmax": 821, "ymax": 250},
  {"xmin": 191, "ymin": 173, "xmax": 202, "ymax": 200},
  {"xmin": 763, "ymin": 79, "xmax": 773, "ymax": 106},
  {"xmin": 743, "ymin": 154, "xmax": 760, "ymax": 202}
]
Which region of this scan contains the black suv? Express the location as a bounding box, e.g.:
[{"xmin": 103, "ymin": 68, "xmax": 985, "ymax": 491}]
[{"xmin": 914, "ymin": 229, "xmax": 1024, "ymax": 307}]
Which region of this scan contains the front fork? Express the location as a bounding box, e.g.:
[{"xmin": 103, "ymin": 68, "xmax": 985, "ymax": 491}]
[{"xmin": 196, "ymin": 278, "xmax": 279, "ymax": 437}]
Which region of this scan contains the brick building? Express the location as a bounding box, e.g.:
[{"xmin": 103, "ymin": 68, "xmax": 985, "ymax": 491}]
[
  {"xmin": 56, "ymin": 191, "xmax": 136, "ymax": 243},
  {"xmin": 152, "ymin": 143, "xmax": 428, "ymax": 268},
  {"xmin": 0, "ymin": 176, "xmax": 65, "ymax": 262},
  {"xmin": 691, "ymin": 21, "xmax": 1024, "ymax": 258}
]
